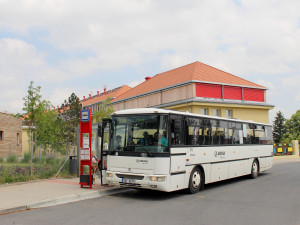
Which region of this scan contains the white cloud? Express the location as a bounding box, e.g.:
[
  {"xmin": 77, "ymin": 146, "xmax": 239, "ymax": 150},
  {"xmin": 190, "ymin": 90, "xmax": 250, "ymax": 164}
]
[{"xmin": 1, "ymin": 0, "xmax": 300, "ymax": 115}]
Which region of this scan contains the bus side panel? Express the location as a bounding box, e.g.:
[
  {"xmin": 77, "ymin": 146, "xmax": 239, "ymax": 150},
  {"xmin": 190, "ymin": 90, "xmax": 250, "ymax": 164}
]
[
  {"xmin": 228, "ymin": 160, "xmax": 245, "ymax": 178},
  {"xmin": 170, "ymin": 155, "xmax": 186, "ymax": 173},
  {"xmin": 170, "ymin": 174, "xmax": 186, "ymax": 192},
  {"xmin": 210, "ymin": 162, "xmax": 229, "ymax": 183},
  {"xmin": 202, "ymin": 164, "xmax": 212, "ymax": 184},
  {"xmin": 258, "ymin": 157, "xmax": 273, "ymax": 172}
]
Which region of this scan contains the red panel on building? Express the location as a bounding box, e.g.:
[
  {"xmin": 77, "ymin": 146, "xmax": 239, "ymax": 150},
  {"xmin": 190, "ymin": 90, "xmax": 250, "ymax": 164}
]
[
  {"xmin": 244, "ymin": 88, "xmax": 265, "ymax": 102},
  {"xmin": 223, "ymin": 86, "xmax": 242, "ymax": 100},
  {"xmin": 196, "ymin": 83, "xmax": 222, "ymax": 99}
]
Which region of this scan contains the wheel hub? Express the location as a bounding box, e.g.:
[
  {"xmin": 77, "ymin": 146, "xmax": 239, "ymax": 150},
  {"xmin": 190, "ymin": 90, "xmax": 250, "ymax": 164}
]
[{"xmin": 192, "ymin": 171, "xmax": 201, "ymax": 188}]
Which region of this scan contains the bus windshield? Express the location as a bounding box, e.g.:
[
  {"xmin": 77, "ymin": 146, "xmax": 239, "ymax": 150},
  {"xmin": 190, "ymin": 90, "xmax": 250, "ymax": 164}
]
[{"xmin": 110, "ymin": 115, "xmax": 169, "ymax": 153}]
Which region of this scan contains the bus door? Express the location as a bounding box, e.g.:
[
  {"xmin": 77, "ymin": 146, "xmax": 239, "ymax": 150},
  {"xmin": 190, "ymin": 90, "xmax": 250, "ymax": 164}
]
[{"xmin": 100, "ymin": 119, "xmax": 111, "ymax": 185}]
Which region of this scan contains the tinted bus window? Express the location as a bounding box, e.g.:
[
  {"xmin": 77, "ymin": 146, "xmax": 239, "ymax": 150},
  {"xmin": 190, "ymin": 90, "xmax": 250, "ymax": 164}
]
[{"xmin": 170, "ymin": 115, "xmax": 185, "ymax": 145}]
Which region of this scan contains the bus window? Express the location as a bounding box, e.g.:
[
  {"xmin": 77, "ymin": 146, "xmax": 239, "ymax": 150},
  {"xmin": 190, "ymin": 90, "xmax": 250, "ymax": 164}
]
[
  {"xmin": 170, "ymin": 115, "xmax": 185, "ymax": 145},
  {"xmin": 212, "ymin": 120, "xmax": 227, "ymax": 145},
  {"xmin": 228, "ymin": 122, "xmax": 242, "ymax": 144},
  {"xmin": 110, "ymin": 115, "xmax": 169, "ymax": 153},
  {"xmin": 199, "ymin": 119, "xmax": 212, "ymax": 145},
  {"xmin": 187, "ymin": 126, "xmax": 200, "ymax": 146}
]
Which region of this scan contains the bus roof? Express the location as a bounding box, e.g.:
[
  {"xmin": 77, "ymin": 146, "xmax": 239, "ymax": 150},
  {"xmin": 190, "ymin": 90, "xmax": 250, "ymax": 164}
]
[{"xmin": 112, "ymin": 108, "xmax": 271, "ymax": 126}]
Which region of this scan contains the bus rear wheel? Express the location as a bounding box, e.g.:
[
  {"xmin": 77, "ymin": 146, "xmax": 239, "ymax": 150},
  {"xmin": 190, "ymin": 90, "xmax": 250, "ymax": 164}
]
[
  {"xmin": 188, "ymin": 167, "xmax": 202, "ymax": 194},
  {"xmin": 251, "ymin": 159, "xmax": 259, "ymax": 179}
]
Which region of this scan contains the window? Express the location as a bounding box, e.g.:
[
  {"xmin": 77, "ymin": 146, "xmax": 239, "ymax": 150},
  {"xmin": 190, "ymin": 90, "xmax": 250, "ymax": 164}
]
[
  {"xmin": 0, "ymin": 131, "xmax": 3, "ymax": 140},
  {"xmin": 201, "ymin": 108, "xmax": 208, "ymax": 115},
  {"xmin": 225, "ymin": 109, "xmax": 232, "ymax": 118},
  {"xmin": 17, "ymin": 133, "xmax": 20, "ymax": 146},
  {"xmin": 211, "ymin": 120, "xmax": 226, "ymax": 145},
  {"xmin": 170, "ymin": 115, "xmax": 185, "ymax": 145},
  {"xmin": 110, "ymin": 115, "xmax": 169, "ymax": 153},
  {"xmin": 213, "ymin": 109, "xmax": 220, "ymax": 117},
  {"xmin": 227, "ymin": 122, "xmax": 242, "ymax": 144}
]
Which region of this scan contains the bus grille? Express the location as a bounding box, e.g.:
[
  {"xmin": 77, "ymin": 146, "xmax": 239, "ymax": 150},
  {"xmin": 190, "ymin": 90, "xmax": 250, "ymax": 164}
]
[
  {"xmin": 116, "ymin": 174, "xmax": 144, "ymax": 180},
  {"xmin": 119, "ymin": 182, "xmax": 142, "ymax": 188}
]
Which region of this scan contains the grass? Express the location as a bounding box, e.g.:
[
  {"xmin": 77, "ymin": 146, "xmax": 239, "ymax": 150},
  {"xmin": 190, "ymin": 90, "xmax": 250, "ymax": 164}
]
[{"xmin": 0, "ymin": 156, "xmax": 70, "ymax": 184}]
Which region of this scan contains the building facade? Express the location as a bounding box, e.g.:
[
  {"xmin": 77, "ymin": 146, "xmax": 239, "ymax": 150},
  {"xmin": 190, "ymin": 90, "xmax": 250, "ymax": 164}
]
[
  {"xmin": 83, "ymin": 61, "xmax": 274, "ymax": 124},
  {"xmin": 0, "ymin": 112, "xmax": 22, "ymax": 158}
]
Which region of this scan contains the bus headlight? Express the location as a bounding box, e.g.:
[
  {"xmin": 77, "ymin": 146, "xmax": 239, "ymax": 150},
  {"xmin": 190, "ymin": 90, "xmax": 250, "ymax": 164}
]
[
  {"xmin": 150, "ymin": 176, "xmax": 166, "ymax": 182},
  {"xmin": 107, "ymin": 173, "xmax": 113, "ymax": 178}
]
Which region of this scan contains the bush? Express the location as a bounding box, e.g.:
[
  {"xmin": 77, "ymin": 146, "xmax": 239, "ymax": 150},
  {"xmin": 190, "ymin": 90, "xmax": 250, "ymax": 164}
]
[
  {"xmin": 23, "ymin": 152, "xmax": 31, "ymax": 163},
  {"xmin": 45, "ymin": 157, "xmax": 56, "ymax": 165},
  {"xmin": 32, "ymin": 157, "xmax": 40, "ymax": 163},
  {"xmin": 0, "ymin": 157, "xmax": 4, "ymax": 163},
  {"xmin": 7, "ymin": 154, "xmax": 18, "ymax": 163}
]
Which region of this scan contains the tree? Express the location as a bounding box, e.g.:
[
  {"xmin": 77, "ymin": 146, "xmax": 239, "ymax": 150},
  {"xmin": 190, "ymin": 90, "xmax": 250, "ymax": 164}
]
[
  {"xmin": 23, "ymin": 81, "xmax": 65, "ymax": 154},
  {"xmin": 59, "ymin": 93, "xmax": 82, "ymax": 153},
  {"xmin": 93, "ymin": 97, "xmax": 114, "ymax": 122},
  {"xmin": 272, "ymin": 111, "xmax": 287, "ymax": 143},
  {"xmin": 283, "ymin": 110, "xmax": 300, "ymax": 142},
  {"xmin": 35, "ymin": 101, "xmax": 65, "ymax": 154},
  {"xmin": 23, "ymin": 81, "xmax": 42, "ymax": 127}
]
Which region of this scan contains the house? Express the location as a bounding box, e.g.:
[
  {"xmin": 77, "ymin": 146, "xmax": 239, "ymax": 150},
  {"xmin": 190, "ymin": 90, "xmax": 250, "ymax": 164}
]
[
  {"xmin": 108, "ymin": 61, "xmax": 273, "ymax": 123},
  {"xmin": 0, "ymin": 112, "xmax": 22, "ymax": 157}
]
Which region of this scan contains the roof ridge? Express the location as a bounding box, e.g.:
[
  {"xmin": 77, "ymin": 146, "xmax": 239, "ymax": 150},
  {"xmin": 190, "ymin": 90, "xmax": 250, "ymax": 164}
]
[
  {"xmin": 157, "ymin": 61, "xmax": 198, "ymax": 77},
  {"xmin": 194, "ymin": 61, "xmax": 265, "ymax": 88}
]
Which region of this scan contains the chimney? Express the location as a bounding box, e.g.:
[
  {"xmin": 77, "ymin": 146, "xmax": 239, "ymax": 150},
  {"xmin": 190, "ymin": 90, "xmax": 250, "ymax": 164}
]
[
  {"xmin": 97, "ymin": 91, "xmax": 100, "ymax": 96},
  {"xmin": 145, "ymin": 76, "xmax": 151, "ymax": 81},
  {"xmin": 89, "ymin": 94, "xmax": 91, "ymax": 99},
  {"xmin": 104, "ymin": 85, "xmax": 107, "ymax": 94},
  {"xmin": 83, "ymin": 96, "xmax": 85, "ymax": 101}
]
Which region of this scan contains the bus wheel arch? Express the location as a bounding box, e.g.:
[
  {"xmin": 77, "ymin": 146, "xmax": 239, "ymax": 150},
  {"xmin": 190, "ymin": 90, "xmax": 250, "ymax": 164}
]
[
  {"xmin": 251, "ymin": 158, "xmax": 259, "ymax": 179},
  {"xmin": 187, "ymin": 165, "xmax": 205, "ymax": 194}
]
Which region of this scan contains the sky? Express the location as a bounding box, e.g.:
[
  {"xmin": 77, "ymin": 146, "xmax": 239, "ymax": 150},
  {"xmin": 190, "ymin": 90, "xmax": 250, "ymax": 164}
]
[{"xmin": 0, "ymin": 0, "xmax": 300, "ymax": 123}]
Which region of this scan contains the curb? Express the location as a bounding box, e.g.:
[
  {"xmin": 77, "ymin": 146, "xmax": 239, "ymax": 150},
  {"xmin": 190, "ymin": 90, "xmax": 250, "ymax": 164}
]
[
  {"xmin": 0, "ymin": 206, "xmax": 28, "ymax": 215},
  {"xmin": 27, "ymin": 187, "xmax": 128, "ymax": 209},
  {"xmin": 0, "ymin": 187, "xmax": 127, "ymax": 215}
]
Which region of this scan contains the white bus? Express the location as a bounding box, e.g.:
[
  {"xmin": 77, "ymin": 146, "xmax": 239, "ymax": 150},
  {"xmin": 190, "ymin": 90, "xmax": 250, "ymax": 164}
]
[{"xmin": 100, "ymin": 108, "xmax": 273, "ymax": 193}]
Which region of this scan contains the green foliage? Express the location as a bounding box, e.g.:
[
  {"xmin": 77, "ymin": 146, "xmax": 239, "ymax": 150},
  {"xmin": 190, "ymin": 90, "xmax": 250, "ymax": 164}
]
[
  {"xmin": 0, "ymin": 156, "xmax": 70, "ymax": 184},
  {"xmin": 273, "ymin": 111, "xmax": 287, "ymax": 143},
  {"xmin": 23, "ymin": 81, "xmax": 42, "ymax": 127},
  {"xmin": 0, "ymin": 157, "xmax": 4, "ymax": 163},
  {"xmin": 45, "ymin": 156, "xmax": 56, "ymax": 165},
  {"xmin": 59, "ymin": 93, "xmax": 82, "ymax": 153},
  {"xmin": 32, "ymin": 157, "xmax": 40, "ymax": 163},
  {"xmin": 7, "ymin": 154, "xmax": 18, "ymax": 163},
  {"xmin": 22, "ymin": 81, "xmax": 67, "ymax": 155},
  {"xmin": 283, "ymin": 110, "xmax": 300, "ymax": 142},
  {"xmin": 93, "ymin": 97, "xmax": 114, "ymax": 122},
  {"xmin": 22, "ymin": 152, "xmax": 31, "ymax": 163}
]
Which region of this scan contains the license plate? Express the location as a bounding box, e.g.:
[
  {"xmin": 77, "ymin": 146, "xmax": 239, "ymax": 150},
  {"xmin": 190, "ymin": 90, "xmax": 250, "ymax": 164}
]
[{"xmin": 122, "ymin": 178, "xmax": 136, "ymax": 184}]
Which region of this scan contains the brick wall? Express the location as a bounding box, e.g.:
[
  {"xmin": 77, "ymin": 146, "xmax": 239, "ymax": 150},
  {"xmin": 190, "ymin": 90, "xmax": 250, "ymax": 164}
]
[{"xmin": 0, "ymin": 112, "xmax": 22, "ymax": 157}]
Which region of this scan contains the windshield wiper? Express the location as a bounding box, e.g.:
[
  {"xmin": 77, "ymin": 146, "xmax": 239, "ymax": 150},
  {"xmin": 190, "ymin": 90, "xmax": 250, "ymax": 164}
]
[{"xmin": 141, "ymin": 148, "xmax": 153, "ymax": 157}]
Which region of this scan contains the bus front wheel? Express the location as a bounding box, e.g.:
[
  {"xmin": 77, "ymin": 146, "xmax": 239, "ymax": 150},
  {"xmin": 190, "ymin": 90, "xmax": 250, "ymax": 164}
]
[
  {"xmin": 251, "ymin": 159, "xmax": 259, "ymax": 179},
  {"xmin": 188, "ymin": 167, "xmax": 202, "ymax": 194}
]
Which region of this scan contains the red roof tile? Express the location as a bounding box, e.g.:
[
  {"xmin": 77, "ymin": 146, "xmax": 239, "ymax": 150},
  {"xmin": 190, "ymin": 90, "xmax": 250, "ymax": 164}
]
[
  {"xmin": 82, "ymin": 85, "xmax": 131, "ymax": 106},
  {"xmin": 113, "ymin": 61, "xmax": 265, "ymax": 102}
]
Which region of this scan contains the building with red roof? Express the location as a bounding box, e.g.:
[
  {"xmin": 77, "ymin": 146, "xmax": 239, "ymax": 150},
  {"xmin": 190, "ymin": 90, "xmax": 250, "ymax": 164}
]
[
  {"xmin": 83, "ymin": 61, "xmax": 273, "ymax": 123},
  {"xmin": 110, "ymin": 61, "xmax": 273, "ymax": 123}
]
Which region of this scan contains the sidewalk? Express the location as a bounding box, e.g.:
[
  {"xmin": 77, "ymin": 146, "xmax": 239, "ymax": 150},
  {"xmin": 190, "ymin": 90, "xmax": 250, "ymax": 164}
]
[
  {"xmin": 273, "ymin": 154, "xmax": 300, "ymax": 164},
  {"xmin": 0, "ymin": 177, "xmax": 124, "ymax": 215}
]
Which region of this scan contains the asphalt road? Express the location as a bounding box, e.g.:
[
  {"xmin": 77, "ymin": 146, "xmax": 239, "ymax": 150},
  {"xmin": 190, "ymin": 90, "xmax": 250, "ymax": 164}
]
[{"xmin": 1, "ymin": 160, "xmax": 300, "ymax": 225}]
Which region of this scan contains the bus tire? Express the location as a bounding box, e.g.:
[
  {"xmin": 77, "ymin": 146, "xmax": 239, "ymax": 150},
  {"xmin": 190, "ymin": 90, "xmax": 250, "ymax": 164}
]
[
  {"xmin": 188, "ymin": 167, "xmax": 202, "ymax": 194},
  {"xmin": 251, "ymin": 159, "xmax": 259, "ymax": 179}
]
